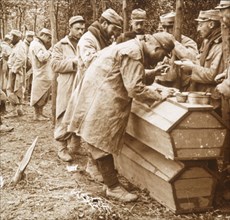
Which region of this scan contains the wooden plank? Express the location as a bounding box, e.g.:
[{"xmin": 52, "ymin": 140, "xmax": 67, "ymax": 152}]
[
  {"xmin": 172, "ymin": 129, "xmax": 227, "ymax": 149},
  {"xmin": 131, "ymin": 101, "xmax": 174, "ymax": 131},
  {"xmin": 167, "ymin": 97, "xmax": 213, "ymax": 111},
  {"xmin": 176, "ymin": 148, "xmax": 222, "ymax": 160},
  {"xmin": 174, "ymin": 178, "xmax": 214, "ymax": 198},
  {"xmin": 178, "ymin": 112, "xmax": 224, "ymax": 128},
  {"xmin": 179, "ymin": 167, "xmax": 212, "ymax": 179},
  {"xmin": 124, "ymin": 134, "xmax": 184, "ymax": 181},
  {"xmin": 116, "ymin": 153, "xmax": 177, "ymax": 212},
  {"xmin": 126, "ymin": 113, "xmax": 174, "ymax": 159}
]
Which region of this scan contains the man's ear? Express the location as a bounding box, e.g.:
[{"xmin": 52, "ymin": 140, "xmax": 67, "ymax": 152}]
[
  {"xmin": 209, "ymin": 21, "xmax": 215, "ymax": 29},
  {"xmin": 101, "ymin": 20, "xmax": 109, "ymax": 29}
]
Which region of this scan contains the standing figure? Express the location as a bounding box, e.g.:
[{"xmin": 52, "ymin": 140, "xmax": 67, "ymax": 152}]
[
  {"xmin": 51, "ymin": 16, "xmax": 85, "ymax": 162},
  {"xmin": 116, "ymin": 8, "xmax": 147, "ymax": 43},
  {"xmin": 180, "ymin": 10, "xmax": 225, "ymax": 116},
  {"xmin": 59, "ymin": 33, "xmax": 175, "ymax": 202},
  {"xmin": 6, "ymin": 30, "xmax": 24, "ymax": 117},
  {"xmin": 29, "ymin": 28, "xmax": 52, "ymax": 121}
]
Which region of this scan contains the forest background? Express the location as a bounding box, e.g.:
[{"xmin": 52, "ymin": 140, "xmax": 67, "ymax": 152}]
[{"xmin": 0, "ymin": 0, "xmax": 220, "ymax": 46}]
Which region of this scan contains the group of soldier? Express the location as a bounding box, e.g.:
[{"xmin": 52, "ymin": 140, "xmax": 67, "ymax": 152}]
[{"xmin": 0, "ymin": 0, "xmax": 230, "ymax": 203}]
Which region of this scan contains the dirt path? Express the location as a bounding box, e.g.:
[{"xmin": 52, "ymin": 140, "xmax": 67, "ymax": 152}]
[{"xmin": 0, "ymin": 102, "xmax": 229, "ymax": 220}]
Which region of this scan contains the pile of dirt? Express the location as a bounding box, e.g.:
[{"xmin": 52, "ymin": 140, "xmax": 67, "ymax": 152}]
[{"xmin": 0, "ymin": 102, "xmax": 229, "ymax": 219}]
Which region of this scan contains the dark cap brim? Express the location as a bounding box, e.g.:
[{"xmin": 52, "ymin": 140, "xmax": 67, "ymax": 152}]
[{"xmin": 215, "ymin": 4, "xmax": 230, "ymax": 9}]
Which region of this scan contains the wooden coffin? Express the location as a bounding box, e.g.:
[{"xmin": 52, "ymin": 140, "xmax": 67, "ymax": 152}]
[
  {"xmin": 126, "ymin": 98, "xmax": 228, "ymax": 160},
  {"xmin": 115, "ymin": 134, "xmax": 217, "ymax": 214}
]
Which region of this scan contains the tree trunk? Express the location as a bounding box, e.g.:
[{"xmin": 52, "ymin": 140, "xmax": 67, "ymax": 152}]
[
  {"xmin": 90, "ymin": 0, "xmax": 97, "ymax": 21},
  {"xmin": 49, "ymin": 0, "xmax": 58, "ymax": 125},
  {"xmin": 221, "ymin": 20, "xmax": 230, "ymax": 128},
  {"xmin": 170, "ymin": 0, "xmax": 183, "ymax": 90},
  {"xmin": 122, "ymin": 0, "xmax": 128, "ymax": 32}
]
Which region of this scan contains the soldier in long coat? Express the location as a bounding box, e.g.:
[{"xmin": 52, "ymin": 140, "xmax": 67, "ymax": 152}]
[
  {"xmin": 68, "ymin": 8, "xmax": 122, "ymax": 181},
  {"xmin": 51, "ymin": 16, "xmax": 85, "ymax": 162},
  {"xmin": 29, "ymin": 28, "xmax": 52, "ymax": 121},
  {"xmin": 6, "ymin": 30, "xmax": 24, "ymax": 117},
  {"xmin": 58, "ymin": 32, "xmax": 175, "ymax": 202},
  {"xmin": 73, "ymin": 8, "xmax": 123, "ymax": 90},
  {"xmin": 155, "ymin": 12, "xmax": 199, "ymax": 91},
  {"xmin": 180, "ymin": 10, "xmax": 225, "ymax": 116}
]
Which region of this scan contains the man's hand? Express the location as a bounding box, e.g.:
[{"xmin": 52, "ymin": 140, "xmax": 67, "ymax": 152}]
[
  {"xmin": 215, "ymin": 72, "xmax": 226, "ymax": 83},
  {"xmin": 160, "ymin": 88, "xmax": 175, "ymax": 100},
  {"xmin": 175, "ymin": 59, "xmax": 194, "ymax": 72}
]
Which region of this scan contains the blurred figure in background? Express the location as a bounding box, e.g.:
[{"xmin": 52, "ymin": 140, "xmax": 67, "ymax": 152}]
[{"xmin": 29, "ymin": 28, "xmax": 52, "ymax": 121}]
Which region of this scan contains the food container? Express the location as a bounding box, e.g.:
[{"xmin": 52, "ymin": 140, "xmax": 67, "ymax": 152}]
[
  {"xmin": 175, "ymin": 92, "xmax": 188, "ymax": 103},
  {"xmin": 188, "ymin": 92, "xmax": 211, "ymax": 105}
]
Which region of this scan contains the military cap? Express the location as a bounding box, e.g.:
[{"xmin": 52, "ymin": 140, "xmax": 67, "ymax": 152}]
[
  {"xmin": 25, "ymin": 31, "xmax": 35, "ymax": 36},
  {"xmin": 69, "ymin": 16, "xmax": 85, "ymax": 26},
  {"xmin": 40, "ymin": 28, "xmax": 52, "ymax": 36},
  {"xmin": 216, "ymin": 0, "xmax": 230, "ymax": 9},
  {"xmin": 131, "ymin": 8, "xmax": 147, "ymax": 21},
  {"xmin": 10, "ymin": 29, "xmax": 22, "ymax": 38},
  {"xmin": 151, "ymin": 32, "xmax": 175, "ymax": 56},
  {"xmin": 102, "ymin": 8, "xmax": 123, "ymax": 29},
  {"xmin": 160, "ymin": 12, "xmax": 176, "ymax": 26},
  {"xmin": 4, "ymin": 34, "xmax": 12, "ymax": 40},
  {"xmin": 195, "ymin": 10, "xmax": 221, "ymax": 22}
]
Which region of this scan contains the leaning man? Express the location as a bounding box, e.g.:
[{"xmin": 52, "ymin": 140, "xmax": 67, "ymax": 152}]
[{"xmin": 59, "ymin": 32, "xmax": 175, "ymax": 202}]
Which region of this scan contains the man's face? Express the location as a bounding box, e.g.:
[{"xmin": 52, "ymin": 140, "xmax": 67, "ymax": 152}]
[
  {"xmin": 70, "ymin": 22, "xmax": 85, "ymax": 39},
  {"xmin": 162, "ymin": 24, "xmax": 174, "ymax": 34},
  {"xmin": 41, "ymin": 34, "xmax": 52, "ymax": 45},
  {"xmin": 11, "ymin": 35, "xmax": 21, "ymax": 45},
  {"xmin": 130, "ymin": 20, "xmax": 145, "ymax": 34},
  {"xmin": 144, "ymin": 41, "xmax": 168, "ymax": 65},
  {"xmin": 106, "ymin": 23, "xmax": 122, "ymax": 39},
  {"xmin": 197, "ymin": 21, "xmax": 212, "ymax": 39},
  {"xmin": 26, "ymin": 36, "xmax": 34, "ymax": 43},
  {"xmin": 221, "ymin": 8, "xmax": 230, "ymax": 28}
]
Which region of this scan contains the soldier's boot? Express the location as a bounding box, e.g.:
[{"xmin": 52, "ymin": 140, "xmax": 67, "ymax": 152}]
[
  {"xmin": 16, "ymin": 104, "xmax": 24, "ymax": 116},
  {"xmin": 86, "ymin": 156, "xmax": 103, "ymax": 182},
  {"xmin": 4, "ymin": 105, "xmax": 18, "ymax": 118},
  {"xmin": 97, "ymin": 154, "xmax": 138, "ymax": 202},
  {"xmin": 33, "ymin": 106, "xmax": 48, "ymax": 121},
  {"xmin": 57, "ymin": 141, "xmax": 73, "ymax": 162}
]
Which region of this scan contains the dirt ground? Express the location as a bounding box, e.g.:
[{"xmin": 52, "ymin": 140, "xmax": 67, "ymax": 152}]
[{"xmin": 0, "ymin": 101, "xmax": 230, "ymax": 220}]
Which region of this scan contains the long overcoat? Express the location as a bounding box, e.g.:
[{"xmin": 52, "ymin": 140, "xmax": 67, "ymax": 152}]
[
  {"xmin": 61, "ymin": 39, "xmax": 162, "ymax": 154},
  {"xmin": 29, "ymin": 38, "xmax": 52, "ymax": 106},
  {"xmin": 51, "ymin": 36, "xmax": 78, "ymax": 119}
]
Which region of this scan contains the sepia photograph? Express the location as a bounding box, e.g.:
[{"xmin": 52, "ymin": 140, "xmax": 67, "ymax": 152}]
[{"xmin": 0, "ymin": 0, "xmax": 230, "ymax": 219}]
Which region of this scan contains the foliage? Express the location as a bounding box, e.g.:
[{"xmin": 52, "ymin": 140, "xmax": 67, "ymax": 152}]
[{"xmin": 0, "ymin": 0, "xmax": 223, "ymax": 46}]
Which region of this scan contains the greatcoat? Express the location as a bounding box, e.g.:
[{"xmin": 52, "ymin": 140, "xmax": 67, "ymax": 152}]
[
  {"xmin": 29, "ymin": 38, "xmax": 52, "ymax": 106},
  {"xmin": 59, "ymin": 39, "xmax": 163, "ymax": 154}
]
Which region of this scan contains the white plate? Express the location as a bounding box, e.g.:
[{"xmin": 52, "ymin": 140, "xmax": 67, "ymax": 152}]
[{"xmin": 174, "ymin": 60, "xmax": 183, "ymax": 65}]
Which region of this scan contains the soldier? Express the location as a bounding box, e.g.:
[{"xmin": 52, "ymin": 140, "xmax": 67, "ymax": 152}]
[
  {"xmin": 51, "ymin": 16, "xmax": 85, "ymax": 162},
  {"xmin": 116, "ymin": 8, "xmax": 147, "ymax": 43},
  {"xmin": 59, "ymin": 32, "xmax": 175, "ymax": 202},
  {"xmin": 29, "ymin": 28, "xmax": 52, "ymax": 121},
  {"xmin": 0, "ymin": 34, "xmax": 12, "ymax": 114},
  {"xmin": 73, "ymin": 8, "xmax": 123, "ymax": 89},
  {"xmin": 180, "ymin": 10, "xmax": 225, "ymax": 116},
  {"xmin": 156, "ymin": 12, "xmax": 198, "ymax": 91},
  {"xmin": 23, "ymin": 31, "xmax": 35, "ymax": 102},
  {"xmin": 5, "ymin": 30, "xmax": 24, "ymax": 117},
  {"xmin": 215, "ymin": 0, "xmax": 230, "ymax": 128}
]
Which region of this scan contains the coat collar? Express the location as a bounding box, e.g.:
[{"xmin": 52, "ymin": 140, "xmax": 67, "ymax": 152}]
[{"xmin": 60, "ymin": 35, "xmax": 76, "ymax": 52}]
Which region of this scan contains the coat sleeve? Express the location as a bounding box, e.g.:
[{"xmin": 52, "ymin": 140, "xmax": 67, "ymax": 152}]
[
  {"xmin": 174, "ymin": 37, "xmax": 198, "ymax": 61},
  {"xmin": 217, "ymin": 67, "xmax": 230, "ymax": 98},
  {"xmin": 120, "ymin": 55, "xmax": 162, "ymax": 106},
  {"xmin": 191, "ymin": 46, "xmax": 223, "ymax": 84},
  {"xmin": 33, "ymin": 44, "xmax": 51, "ymax": 63},
  {"xmin": 51, "ymin": 43, "xmax": 77, "ymax": 73},
  {"xmin": 78, "ymin": 36, "xmax": 98, "ymax": 69}
]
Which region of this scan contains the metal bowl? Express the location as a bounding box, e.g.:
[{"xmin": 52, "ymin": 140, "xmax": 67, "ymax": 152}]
[
  {"xmin": 187, "ymin": 92, "xmax": 211, "ymax": 105},
  {"xmin": 175, "ymin": 92, "xmax": 188, "ymax": 103}
]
